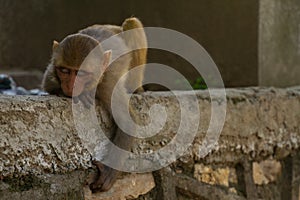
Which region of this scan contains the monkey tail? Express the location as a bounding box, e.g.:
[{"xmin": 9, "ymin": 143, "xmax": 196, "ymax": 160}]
[{"xmin": 122, "ymin": 17, "xmax": 147, "ymax": 70}]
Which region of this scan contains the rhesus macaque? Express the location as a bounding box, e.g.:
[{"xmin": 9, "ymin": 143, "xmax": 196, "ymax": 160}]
[{"xmin": 42, "ymin": 17, "xmax": 147, "ymax": 192}]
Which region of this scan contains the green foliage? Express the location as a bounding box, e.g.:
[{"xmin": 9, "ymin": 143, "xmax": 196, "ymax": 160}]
[
  {"xmin": 190, "ymin": 77, "xmax": 207, "ymax": 90},
  {"xmin": 173, "ymin": 77, "xmax": 207, "ymax": 90}
]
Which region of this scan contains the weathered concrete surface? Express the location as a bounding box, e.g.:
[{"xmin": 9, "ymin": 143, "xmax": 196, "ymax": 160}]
[
  {"xmin": 0, "ymin": 96, "xmax": 94, "ymax": 177},
  {"xmin": 130, "ymin": 87, "xmax": 300, "ymax": 165},
  {"xmin": 0, "ymin": 87, "xmax": 300, "ymax": 199}
]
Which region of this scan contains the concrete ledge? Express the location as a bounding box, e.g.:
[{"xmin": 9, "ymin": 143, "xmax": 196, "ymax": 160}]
[
  {"xmin": 130, "ymin": 87, "xmax": 300, "ymax": 165},
  {"xmin": 0, "ymin": 87, "xmax": 300, "ymax": 199}
]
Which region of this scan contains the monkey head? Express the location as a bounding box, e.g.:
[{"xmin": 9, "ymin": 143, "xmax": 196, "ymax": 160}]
[{"xmin": 51, "ymin": 34, "xmax": 111, "ymax": 97}]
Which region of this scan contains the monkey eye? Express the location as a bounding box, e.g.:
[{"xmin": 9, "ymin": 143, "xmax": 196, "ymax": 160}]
[
  {"xmin": 57, "ymin": 67, "xmax": 71, "ymax": 74},
  {"xmin": 76, "ymin": 70, "xmax": 90, "ymax": 77}
]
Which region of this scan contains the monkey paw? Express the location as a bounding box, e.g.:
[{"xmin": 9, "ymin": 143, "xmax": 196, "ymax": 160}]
[{"xmin": 90, "ymin": 160, "xmax": 119, "ymax": 193}]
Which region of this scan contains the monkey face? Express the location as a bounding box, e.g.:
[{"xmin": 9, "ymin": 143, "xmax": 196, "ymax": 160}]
[{"xmin": 56, "ymin": 66, "xmax": 92, "ymax": 97}]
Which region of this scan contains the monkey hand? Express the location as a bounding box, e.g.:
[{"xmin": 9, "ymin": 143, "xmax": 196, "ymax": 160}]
[
  {"xmin": 90, "ymin": 160, "xmax": 119, "ymax": 193},
  {"xmin": 73, "ymin": 89, "xmax": 95, "ymax": 109}
]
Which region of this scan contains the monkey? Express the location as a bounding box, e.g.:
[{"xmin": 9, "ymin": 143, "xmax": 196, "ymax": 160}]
[{"xmin": 41, "ymin": 17, "xmax": 147, "ymax": 192}]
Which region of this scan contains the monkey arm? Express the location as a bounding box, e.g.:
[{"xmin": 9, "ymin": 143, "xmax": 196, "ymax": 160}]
[
  {"xmin": 73, "ymin": 73, "xmax": 105, "ymax": 108},
  {"xmin": 90, "ymin": 161, "xmax": 120, "ymax": 192},
  {"xmin": 73, "ymin": 89, "xmax": 95, "ymax": 108},
  {"xmin": 90, "ymin": 128, "xmax": 134, "ymax": 192}
]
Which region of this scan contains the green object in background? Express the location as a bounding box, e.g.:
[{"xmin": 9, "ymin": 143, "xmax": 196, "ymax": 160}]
[
  {"xmin": 191, "ymin": 77, "xmax": 207, "ymax": 90},
  {"xmin": 173, "ymin": 77, "xmax": 207, "ymax": 90}
]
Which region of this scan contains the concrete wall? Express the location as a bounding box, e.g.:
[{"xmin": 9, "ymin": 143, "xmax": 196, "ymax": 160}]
[{"xmin": 0, "ymin": 87, "xmax": 299, "ymax": 199}]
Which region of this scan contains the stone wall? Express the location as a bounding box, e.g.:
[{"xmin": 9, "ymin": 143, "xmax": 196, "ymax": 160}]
[{"xmin": 0, "ymin": 87, "xmax": 299, "ymax": 199}]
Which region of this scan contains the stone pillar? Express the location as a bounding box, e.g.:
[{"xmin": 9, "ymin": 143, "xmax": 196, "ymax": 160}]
[{"xmin": 259, "ymin": 0, "xmax": 300, "ymax": 87}]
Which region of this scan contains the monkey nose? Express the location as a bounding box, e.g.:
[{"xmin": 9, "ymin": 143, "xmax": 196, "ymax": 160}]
[
  {"xmin": 63, "ymin": 83, "xmax": 74, "ymax": 97},
  {"xmin": 67, "ymin": 80, "xmax": 76, "ymax": 95},
  {"xmin": 65, "ymin": 88, "xmax": 74, "ymax": 97}
]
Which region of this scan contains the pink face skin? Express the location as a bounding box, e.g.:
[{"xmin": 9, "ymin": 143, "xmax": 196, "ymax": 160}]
[
  {"xmin": 54, "ymin": 50, "xmax": 111, "ymax": 97},
  {"xmin": 56, "ymin": 67, "xmax": 92, "ymax": 97}
]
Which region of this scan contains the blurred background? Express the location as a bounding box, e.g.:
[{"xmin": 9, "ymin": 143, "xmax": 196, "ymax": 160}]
[{"xmin": 0, "ymin": 0, "xmax": 299, "ymax": 90}]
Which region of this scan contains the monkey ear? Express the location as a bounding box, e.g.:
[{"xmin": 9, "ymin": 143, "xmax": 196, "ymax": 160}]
[
  {"xmin": 52, "ymin": 40, "xmax": 59, "ymax": 51},
  {"xmin": 102, "ymin": 50, "xmax": 112, "ymax": 71}
]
